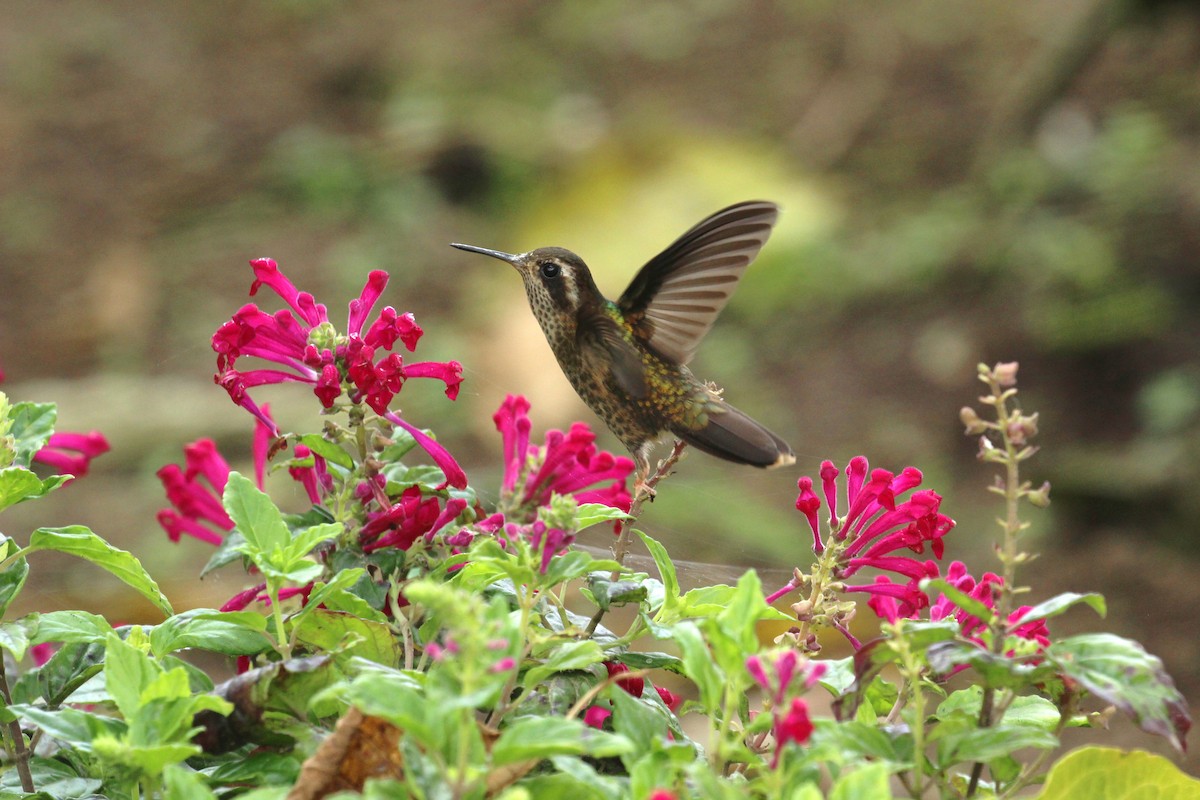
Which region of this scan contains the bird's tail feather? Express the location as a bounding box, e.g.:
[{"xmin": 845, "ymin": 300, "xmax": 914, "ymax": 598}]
[{"xmin": 673, "ymin": 401, "xmax": 795, "ymax": 469}]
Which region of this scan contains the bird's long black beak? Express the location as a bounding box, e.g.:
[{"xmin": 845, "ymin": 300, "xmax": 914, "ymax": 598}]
[{"xmin": 450, "ymin": 243, "xmax": 523, "ymax": 265}]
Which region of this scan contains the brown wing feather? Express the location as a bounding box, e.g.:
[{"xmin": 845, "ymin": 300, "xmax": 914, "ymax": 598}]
[{"xmin": 618, "ymin": 201, "xmax": 779, "ymax": 365}]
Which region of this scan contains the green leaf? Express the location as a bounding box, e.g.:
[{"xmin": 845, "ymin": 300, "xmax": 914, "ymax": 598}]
[
  {"xmin": 0, "ymin": 756, "xmax": 101, "ymax": 798},
  {"xmin": 0, "ymin": 621, "xmax": 30, "ymax": 661},
  {"xmin": 284, "ymin": 522, "xmax": 342, "ymax": 564},
  {"xmin": 934, "ymin": 723, "xmax": 1057, "ymax": 766},
  {"xmin": 292, "ymin": 610, "xmax": 401, "ymax": 667},
  {"xmin": 1044, "ymin": 633, "xmax": 1190, "ymax": 753},
  {"xmin": 921, "ymin": 577, "xmax": 996, "ymax": 626},
  {"xmin": 523, "ymin": 640, "xmax": 605, "ymax": 688},
  {"xmin": 0, "ymin": 536, "xmax": 29, "ymax": 616},
  {"xmin": 491, "ymin": 716, "xmax": 591, "ymax": 764},
  {"xmin": 0, "ymin": 467, "xmax": 67, "ymax": 511},
  {"xmin": 27, "ymin": 527, "xmax": 173, "ymax": 616},
  {"xmin": 342, "ymin": 672, "xmax": 431, "ymax": 742},
  {"xmin": 674, "ymin": 621, "xmax": 724, "ymax": 713},
  {"xmin": 1035, "ymin": 745, "xmax": 1200, "ymax": 799},
  {"xmin": 8, "ymin": 402, "xmax": 56, "ymax": 466},
  {"xmin": 149, "ymin": 610, "xmax": 271, "ymax": 658},
  {"xmin": 223, "ymin": 472, "xmax": 289, "ymax": 554},
  {"xmin": 296, "ymin": 433, "xmax": 354, "ymax": 470},
  {"xmin": 104, "ymin": 632, "xmax": 160, "ymax": 718},
  {"xmin": 830, "ymin": 763, "xmax": 895, "ymax": 800},
  {"xmin": 289, "ymin": 569, "xmax": 370, "ymax": 628},
  {"xmin": 575, "ymin": 503, "xmax": 632, "ymax": 531},
  {"xmin": 163, "ymin": 764, "xmax": 218, "ymax": 800},
  {"xmin": 1009, "ymin": 592, "xmax": 1106, "ymax": 628},
  {"xmin": 13, "ymin": 641, "xmax": 105, "ymax": 707},
  {"xmin": 9, "ymin": 705, "xmax": 123, "ymax": 748},
  {"xmin": 31, "ymin": 610, "xmax": 114, "ymax": 645},
  {"xmin": 93, "ymin": 735, "xmax": 200, "ymax": 776},
  {"xmin": 636, "ymin": 530, "xmax": 681, "ymax": 617}
]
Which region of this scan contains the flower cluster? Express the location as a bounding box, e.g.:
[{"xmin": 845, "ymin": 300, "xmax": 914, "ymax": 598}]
[
  {"xmin": 871, "ymin": 560, "xmax": 1051, "ymax": 653},
  {"xmin": 493, "ymin": 394, "xmax": 634, "ymax": 522},
  {"xmin": 212, "ymin": 258, "xmax": 466, "ymax": 488},
  {"xmin": 786, "ymin": 457, "xmax": 955, "ymax": 616},
  {"xmin": 746, "ymin": 649, "xmax": 825, "ymax": 767}
]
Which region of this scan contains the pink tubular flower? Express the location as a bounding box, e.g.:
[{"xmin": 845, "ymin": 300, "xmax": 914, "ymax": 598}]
[
  {"xmin": 32, "ymin": 431, "xmax": 110, "ymax": 480},
  {"xmin": 869, "ymin": 560, "xmax": 1051, "ymax": 659},
  {"xmin": 212, "ymin": 258, "xmax": 466, "ymax": 488},
  {"xmin": 746, "ymin": 650, "xmax": 827, "ymax": 706},
  {"xmin": 793, "ymin": 457, "xmax": 954, "ymax": 606},
  {"xmin": 156, "ymin": 439, "xmax": 236, "ymax": 545},
  {"xmin": 220, "ymin": 582, "xmax": 314, "ymax": 613},
  {"xmin": 649, "ymin": 791, "xmax": 678, "ymax": 800},
  {"xmin": 493, "ymin": 395, "xmax": 634, "ymax": 521}
]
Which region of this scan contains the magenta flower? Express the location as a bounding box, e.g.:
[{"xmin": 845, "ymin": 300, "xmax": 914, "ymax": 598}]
[
  {"xmin": 746, "ymin": 650, "xmax": 827, "ymax": 707},
  {"xmin": 868, "ymin": 560, "xmax": 1051, "ymax": 658},
  {"xmin": 32, "ymin": 431, "xmax": 110, "ymax": 480},
  {"xmin": 504, "ymin": 518, "xmax": 574, "ymax": 574},
  {"xmin": 604, "ymin": 660, "xmax": 645, "ymax": 698},
  {"xmin": 583, "ymin": 705, "xmax": 612, "ymax": 729},
  {"xmin": 220, "ymin": 582, "xmax": 315, "ymax": 613},
  {"xmin": 212, "ymin": 258, "xmax": 466, "ymax": 488},
  {"xmin": 156, "ymin": 439, "xmax": 236, "ymax": 546},
  {"xmin": 774, "ymin": 698, "xmax": 814, "ymax": 752},
  {"xmin": 797, "ymin": 457, "xmax": 954, "ymax": 602},
  {"xmin": 493, "ymin": 395, "xmax": 634, "ymax": 521}
]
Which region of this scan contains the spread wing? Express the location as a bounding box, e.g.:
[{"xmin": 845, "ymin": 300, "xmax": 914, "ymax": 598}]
[{"xmin": 617, "ymin": 201, "xmax": 779, "ymax": 365}]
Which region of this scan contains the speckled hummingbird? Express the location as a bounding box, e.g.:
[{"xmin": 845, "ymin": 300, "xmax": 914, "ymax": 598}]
[{"xmin": 451, "ymin": 200, "xmax": 795, "ymax": 485}]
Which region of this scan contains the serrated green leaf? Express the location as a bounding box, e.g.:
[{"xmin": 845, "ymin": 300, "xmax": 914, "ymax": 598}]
[
  {"xmin": 223, "ymin": 472, "xmax": 289, "ymax": 554},
  {"xmin": 296, "ymin": 434, "xmax": 354, "ymax": 470},
  {"xmin": 1035, "ymin": 745, "xmax": 1200, "ymax": 799},
  {"xmin": 8, "ymin": 402, "xmax": 56, "ymax": 467},
  {"xmin": 27, "ymin": 527, "xmax": 172, "ymax": 616},
  {"xmin": 1045, "ymin": 634, "xmax": 1190, "ymax": 754},
  {"xmin": 199, "ymin": 531, "xmax": 245, "ymax": 578},
  {"xmin": 0, "ymin": 620, "xmax": 30, "ymax": 661},
  {"xmin": 342, "ymin": 673, "xmax": 431, "ymax": 742},
  {"xmin": 31, "ymin": 610, "xmax": 114, "ymax": 645},
  {"xmin": 1009, "ymin": 592, "xmax": 1106, "ymax": 628},
  {"xmin": 13, "ymin": 640, "xmax": 105, "ymax": 707}
]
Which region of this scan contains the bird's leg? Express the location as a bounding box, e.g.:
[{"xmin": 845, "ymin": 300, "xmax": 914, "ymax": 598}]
[{"xmin": 632, "ymin": 449, "xmax": 653, "ymax": 503}]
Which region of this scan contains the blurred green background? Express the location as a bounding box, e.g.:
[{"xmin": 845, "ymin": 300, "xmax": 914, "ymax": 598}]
[{"xmin": 1, "ymin": 0, "xmax": 1197, "ymax": 763}]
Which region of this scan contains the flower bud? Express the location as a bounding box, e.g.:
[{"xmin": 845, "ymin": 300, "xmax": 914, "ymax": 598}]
[
  {"xmin": 1026, "ymin": 480, "xmax": 1052, "ymax": 508},
  {"xmin": 960, "ymin": 406, "xmax": 988, "ymax": 434},
  {"xmin": 791, "ymin": 600, "xmax": 814, "ymax": 622},
  {"xmin": 993, "ymin": 362, "xmax": 1019, "ymax": 387}
]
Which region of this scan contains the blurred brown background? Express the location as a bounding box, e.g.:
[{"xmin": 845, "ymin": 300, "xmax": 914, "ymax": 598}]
[{"xmin": 1, "ymin": 0, "xmax": 1197, "ymax": 767}]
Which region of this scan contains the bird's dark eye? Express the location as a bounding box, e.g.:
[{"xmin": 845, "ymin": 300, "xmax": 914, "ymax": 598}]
[{"xmin": 538, "ymin": 261, "xmax": 561, "ymax": 279}]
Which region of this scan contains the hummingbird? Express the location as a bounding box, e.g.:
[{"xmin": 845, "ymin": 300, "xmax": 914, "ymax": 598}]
[{"xmin": 451, "ymin": 200, "xmax": 795, "ymax": 486}]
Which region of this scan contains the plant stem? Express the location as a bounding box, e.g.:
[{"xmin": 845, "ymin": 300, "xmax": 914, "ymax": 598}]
[
  {"xmin": 586, "ymin": 441, "xmax": 686, "ymax": 636},
  {"xmin": 0, "ymin": 658, "xmax": 34, "ymax": 792}
]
